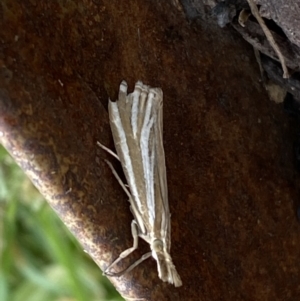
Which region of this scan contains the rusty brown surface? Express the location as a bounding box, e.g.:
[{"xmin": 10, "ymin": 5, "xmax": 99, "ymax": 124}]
[{"xmin": 1, "ymin": 0, "xmax": 300, "ymax": 300}]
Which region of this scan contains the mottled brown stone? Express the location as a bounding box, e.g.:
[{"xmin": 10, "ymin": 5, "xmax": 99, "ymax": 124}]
[{"xmin": 1, "ymin": 0, "xmax": 300, "ymax": 300}]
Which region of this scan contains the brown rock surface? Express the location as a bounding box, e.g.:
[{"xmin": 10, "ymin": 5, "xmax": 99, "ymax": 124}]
[{"xmin": 1, "ymin": 1, "xmax": 300, "ymax": 300}]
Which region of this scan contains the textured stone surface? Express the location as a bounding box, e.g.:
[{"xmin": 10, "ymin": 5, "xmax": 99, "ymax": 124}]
[
  {"xmin": 1, "ymin": 0, "xmax": 300, "ymax": 300},
  {"xmin": 257, "ymin": 0, "xmax": 300, "ymax": 48}
]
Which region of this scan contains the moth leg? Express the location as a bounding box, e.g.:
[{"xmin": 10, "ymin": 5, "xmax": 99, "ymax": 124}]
[
  {"xmin": 98, "ymin": 142, "xmax": 134, "ymax": 204},
  {"xmin": 104, "ymin": 220, "xmax": 140, "ymax": 276},
  {"xmin": 115, "ymin": 251, "xmax": 152, "ymax": 276},
  {"xmin": 97, "ymin": 141, "xmax": 120, "ymax": 161},
  {"xmin": 102, "ymin": 159, "xmax": 132, "ymax": 201},
  {"xmin": 103, "ymin": 158, "xmax": 147, "ymax": 235}
]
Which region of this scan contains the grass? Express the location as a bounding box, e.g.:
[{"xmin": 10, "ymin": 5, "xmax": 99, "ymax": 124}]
[{"xmin": 0, "ymin": 145, "xmax": 124, "ymax": 301}]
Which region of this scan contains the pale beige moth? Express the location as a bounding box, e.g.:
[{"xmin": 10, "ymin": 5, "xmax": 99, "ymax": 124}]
[{"xmin": 98, "ymin": 80, "xmax": 182, "ymax": 287}]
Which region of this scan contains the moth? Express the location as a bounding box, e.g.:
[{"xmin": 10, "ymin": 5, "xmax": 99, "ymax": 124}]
[{"xmin": 98, "ymin": 80, "xmax": 182, "ymax": 287}]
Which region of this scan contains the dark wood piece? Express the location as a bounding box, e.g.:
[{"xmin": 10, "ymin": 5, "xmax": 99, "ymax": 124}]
[{"xmin": 1, "ymin": 1, "xmax": 300, "ymax": 300}]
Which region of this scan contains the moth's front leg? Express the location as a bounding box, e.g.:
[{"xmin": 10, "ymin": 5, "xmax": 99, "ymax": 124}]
[{"xmin": 104, "ymin": 220, "xmax": 139, "ymax": 277}]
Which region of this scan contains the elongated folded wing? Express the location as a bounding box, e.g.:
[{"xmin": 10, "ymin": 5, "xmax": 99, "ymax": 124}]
[
  {"xmin": 108, "ymin": 81, "xmax": 181, "ymax": 287},
  {"xmin": 108, "ymin": 81, "xmax": 169, "ymax": 242}
]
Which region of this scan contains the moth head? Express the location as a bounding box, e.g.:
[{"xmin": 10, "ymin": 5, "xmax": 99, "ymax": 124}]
[
  {"xmin": 151, "ymin": 239, "xmax": 182, "ymax": 287},
  {"xmin": 152, "ymin": 238, "xmax": 164, "ymax": 253}
]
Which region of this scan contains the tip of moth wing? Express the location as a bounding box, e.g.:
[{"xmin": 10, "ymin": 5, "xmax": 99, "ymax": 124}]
[
  {"xmin": 135, "ymin": 81, "xmax": 150, "ymax": 96},
  {"xmin": 118, "ymin": 80, "xmax": 163, "ymax": 103},
  {"xmin": 150, "ymin": 87, "xmax": 163, "ymax": 99},
  {"xmin": 135, "ymin": 80, "xmax": 144, "ymax": 89},
  {"xmin": 119, "ymin": 80, "xmax": 128, "ymax": 93},
  {"xmin": 117, "ymin": 80, "xmax": 128, "ymax": 103},
  {"xmin": 147, "ymin": 88, "xmax": 163, "ymax": 108}
]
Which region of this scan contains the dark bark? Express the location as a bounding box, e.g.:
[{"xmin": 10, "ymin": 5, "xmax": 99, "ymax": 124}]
[{"xmin": 1, "ymin": 0, "xmax": 300, "ymax": 300}]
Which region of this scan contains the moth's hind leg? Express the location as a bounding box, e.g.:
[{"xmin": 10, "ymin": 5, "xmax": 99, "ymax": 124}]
[
  {"xmin": 97, "ymin": 141, "xmax": 132, "ymax": 199},
  {"xmin": 97, "ymin": 141, "xmax": 120, "ymax": 161}
]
